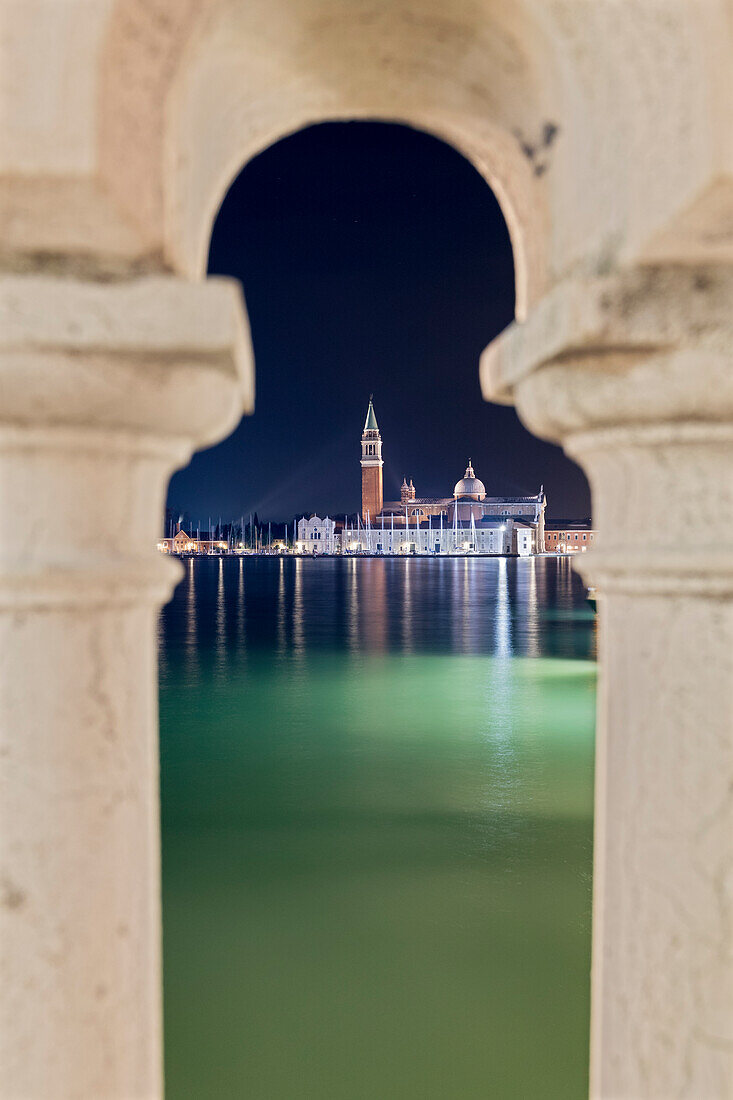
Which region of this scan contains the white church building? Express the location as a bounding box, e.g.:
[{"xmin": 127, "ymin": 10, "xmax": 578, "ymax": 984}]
[
  {"xmin": 352, "ymin": 400, "xmax": 545, "ymax": 555},
  {"xmin": 296, "ymin": 514, "xmax": 337, "ymax": 554}
]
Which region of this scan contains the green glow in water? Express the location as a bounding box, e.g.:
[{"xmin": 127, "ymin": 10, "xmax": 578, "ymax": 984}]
[{"xmin": 160, "ymin": 559, "xmax": 596, "ymax": 1099}]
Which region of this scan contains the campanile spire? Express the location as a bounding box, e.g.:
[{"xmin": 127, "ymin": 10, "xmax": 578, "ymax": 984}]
[{"xmin": 360, "ymin": 397, "xmax": 383, "ymax": 521}]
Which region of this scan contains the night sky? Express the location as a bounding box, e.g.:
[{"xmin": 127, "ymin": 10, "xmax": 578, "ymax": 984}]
[{"xmin": 167, "ymin": 122, "xmax": 590, "ymax": 524}]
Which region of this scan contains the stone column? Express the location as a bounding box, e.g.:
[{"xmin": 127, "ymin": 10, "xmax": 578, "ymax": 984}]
[
  {"xmin": 0, "ymin": 274, "xmax": 252, "ymax": 1099},
  {"xmin": 482, "ymin": 265, "xmax": 733, "ymax": 1098}
]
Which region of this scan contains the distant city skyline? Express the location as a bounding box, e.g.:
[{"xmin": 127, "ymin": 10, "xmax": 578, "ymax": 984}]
[{"xmin": 167, "ymin": 121, "xmax": 591, "ymax": 522}]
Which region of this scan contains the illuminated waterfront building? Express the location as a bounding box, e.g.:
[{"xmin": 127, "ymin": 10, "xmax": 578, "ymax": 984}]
[
  {"xmin": 297, "ymin": 514, "xmax": 337, "ymax": 554},
  {"xmin": 158, "ymin": 526, "xmax": 227, "ymax": 554},
  {"xmin": 358, "ymin": 400, "xmax": 546, "ymax": 554},
  {"xmin": 544, "ymin": 522, "xmax": 596, "ymax": 554}
]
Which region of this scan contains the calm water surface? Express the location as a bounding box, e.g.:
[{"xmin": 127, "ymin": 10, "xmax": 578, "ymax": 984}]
[{"xmin": 159, "ymin": 556, "xmax": 596, "ymax": 1099}]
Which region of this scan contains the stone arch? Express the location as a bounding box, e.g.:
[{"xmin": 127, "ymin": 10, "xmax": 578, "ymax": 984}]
[
  {"xmin": 99, "ymin": 0, "xmax": 568, "ymax": 319},
  {"xmin": 98, "ymin": 0, "xmax": 726, "ymax": 316},
  {"xmin": 176, "ymin": 112, "xmax": 540, "ymax": 319}
]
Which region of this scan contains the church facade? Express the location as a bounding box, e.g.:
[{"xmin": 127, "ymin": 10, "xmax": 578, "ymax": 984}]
[
  {"xmin": 356, "ymin": 399, "xmax": 546, "ymax": 555},
  {"xmin": 297, "ymin": 514, "xmax": 337, "ymax": 554}
]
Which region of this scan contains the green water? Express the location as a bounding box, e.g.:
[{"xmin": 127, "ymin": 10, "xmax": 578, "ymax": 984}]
[{"xmin": 159, "ymin": 556, "xmax": 596, "ymax": 1098}]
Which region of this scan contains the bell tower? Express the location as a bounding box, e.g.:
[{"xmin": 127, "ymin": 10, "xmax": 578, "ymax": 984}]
[{"xmin": 361, "ymin": 396, "xmax": 383, "ymax": 521}]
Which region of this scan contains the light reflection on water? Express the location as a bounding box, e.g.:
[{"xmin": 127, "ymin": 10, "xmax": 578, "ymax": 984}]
[
  {"xmin": 292, "ymin": 555, "xmax": 305, "ymax": 660},
  {"xmin": 159, "ymin": 556, "xmax": 596, "ymax": 1100},
  {"xmin": 185, "ymin": 556, "xmax": 197, "ymax": 678},
  {"xmin": 276, "ymin": 556, "xmax": 285, "ymax": 657},
  {"xmin": 214, "ymin": 556, "xmax": 226, "ymax": 678},
  {"xmin": 402, "ymin": 557, "xmax": 414, "ymax": 653},
  {"xmin": 237, "ymin": 555, "xmax": 246, "ymax": 648}
]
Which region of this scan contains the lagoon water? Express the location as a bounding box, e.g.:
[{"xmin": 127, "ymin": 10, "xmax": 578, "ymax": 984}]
[{"xmin": 158, "ymin": 555, "xmax": 596, "ymax": 1099}]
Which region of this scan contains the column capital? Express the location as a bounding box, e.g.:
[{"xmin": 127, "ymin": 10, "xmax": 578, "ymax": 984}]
[
  {"xmin": 0, "ymin": 273, "xmax": 253, "ymax": 441},
  {"xmin": 0, "ymin": 274, "xmax": 253, "ymax": 609},
  {"xmin": 481, "ymin": 264, "xmax": 733, "ymax": 595},
  {"xmin": 481, "ymin": 263, "xmax": 733, "ymax": 433}
]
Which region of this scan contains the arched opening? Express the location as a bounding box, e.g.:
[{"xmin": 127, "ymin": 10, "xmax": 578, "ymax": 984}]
[
  {"xmin": 169, "ymin": 122, "xmax": 588, "ymax": 523},
  {"xmin": 160, "ymin": 121, "xmax": 595, "ymax": 1099}
]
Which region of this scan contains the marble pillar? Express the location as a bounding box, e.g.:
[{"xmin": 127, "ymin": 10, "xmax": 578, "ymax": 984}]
[
  {"xmin": 0, "ymin": 274, "xmax": 252, "ymax": 1099},
  {"xmin": 482, "ymin": 263, "xmax": 733, "ymax": 1098}
]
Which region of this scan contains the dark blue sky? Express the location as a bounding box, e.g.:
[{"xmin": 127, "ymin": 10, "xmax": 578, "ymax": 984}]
[{"xmin": 167, "ymin": 122, "xmax": 590, "ymax": 523}]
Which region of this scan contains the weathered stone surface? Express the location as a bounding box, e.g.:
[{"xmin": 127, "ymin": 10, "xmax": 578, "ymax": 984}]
[
  {"xmin": 590, "ymin": 590, "xmax": 733, "ymax": 1098},
  {"xmin": 482, "ymin": 259, "xmax": 733, "ymax": 1097},
  {"xmin": 481, "ymin": 263, "xmax": 733, "ymax": 406},
  {"xmin": 0, "ymin": 274, "xmax": 251, "ymax": 1098}
]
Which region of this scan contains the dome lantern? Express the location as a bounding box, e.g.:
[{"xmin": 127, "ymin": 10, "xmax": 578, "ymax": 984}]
[{"xmin": 453, "ymin": 460, "xmax": 486, "ymax": 501}]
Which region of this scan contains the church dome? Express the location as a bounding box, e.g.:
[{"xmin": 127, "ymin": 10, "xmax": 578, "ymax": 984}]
[{"xmin": 453, "ymin": 461, "xmax": 486, "ymax": 501}]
